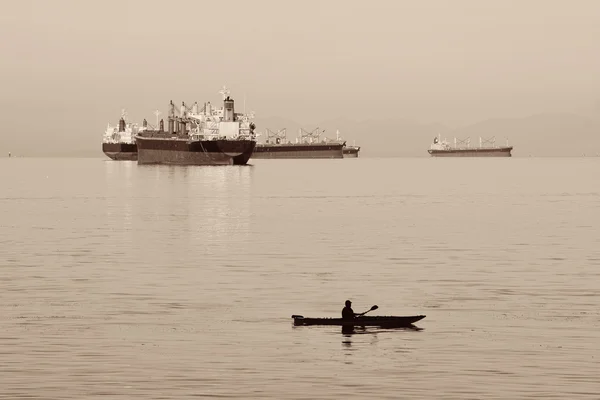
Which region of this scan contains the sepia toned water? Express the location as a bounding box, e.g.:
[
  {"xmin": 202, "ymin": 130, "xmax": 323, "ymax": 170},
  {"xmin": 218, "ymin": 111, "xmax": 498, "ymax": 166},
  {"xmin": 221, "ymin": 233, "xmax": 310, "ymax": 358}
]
[{"xmin": 1, "ymin": 156, "xmax": 599, "ymax": 399}]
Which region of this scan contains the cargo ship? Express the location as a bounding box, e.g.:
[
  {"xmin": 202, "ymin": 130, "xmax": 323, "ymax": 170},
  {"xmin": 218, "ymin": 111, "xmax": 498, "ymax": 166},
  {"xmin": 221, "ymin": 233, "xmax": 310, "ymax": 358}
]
[
  {"xmin": 338, "ymin": 130, "xmax": 361, "ymax": 157},
  {"xmin": 102, "ymin": 110, "xmax": 147, "ymax": 160},
  {"xmin": 428, "ymin": 135, "xmax": 513, "ymax": 157},
  {"xmin": 252, "ymin": 128, "xmax": 357, "ymax": 159},
  {"xmin": 134, "ymin": 87, "xmax": 256, "ymax": 166},
  {"xmin": 343, "ymin": 141, "xmax": 361, "ymax": 158}
]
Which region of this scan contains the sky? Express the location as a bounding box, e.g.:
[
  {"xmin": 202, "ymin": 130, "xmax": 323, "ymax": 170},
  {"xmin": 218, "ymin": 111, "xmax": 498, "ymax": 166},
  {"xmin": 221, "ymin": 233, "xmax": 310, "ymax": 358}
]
[{"xmin": 1, "ymin": 0, "xmax": 600, "ymax": 155}]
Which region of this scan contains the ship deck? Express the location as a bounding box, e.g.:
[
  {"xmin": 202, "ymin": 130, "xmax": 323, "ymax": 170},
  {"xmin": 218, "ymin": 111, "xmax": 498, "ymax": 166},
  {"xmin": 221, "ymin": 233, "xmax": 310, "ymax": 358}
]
[{"xmin": 428, "ymin": 146, "xmax": 513, "ymax": 157}]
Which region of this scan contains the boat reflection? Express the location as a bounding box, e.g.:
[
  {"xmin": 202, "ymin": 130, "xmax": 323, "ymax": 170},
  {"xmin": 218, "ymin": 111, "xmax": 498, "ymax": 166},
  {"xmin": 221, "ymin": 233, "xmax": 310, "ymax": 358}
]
[
  {"xmin": 341, "ymin": 324, "xmax": 423, "ymax": 351},
  {"xmin": 104, "ymin": 159, "xmax": 135, "ymax": 233},
  {"xmin": 341, "ymin": 324, "xmax": 423, "ymax": 336}
]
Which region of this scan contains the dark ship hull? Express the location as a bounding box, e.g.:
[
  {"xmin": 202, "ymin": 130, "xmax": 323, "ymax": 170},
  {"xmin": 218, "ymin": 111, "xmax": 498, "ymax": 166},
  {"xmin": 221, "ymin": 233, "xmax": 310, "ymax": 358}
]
[
  {"xmin": 252, "ymin": 143, "xmax": 344, "ymax": 159},
  {"xmin": 343, "ymin": 145, "xmax": 360, "ymax": 158},
  {"xmin": 102, "ymin": 143, "xmax": 138, "ymax": 161},
  {"xmin": 135, "ymin": 133, "xmax": 255, "ymax": 165},
  {"xmin": 428, "ymin": 146, "xmax": 513, "ymax": 157}
]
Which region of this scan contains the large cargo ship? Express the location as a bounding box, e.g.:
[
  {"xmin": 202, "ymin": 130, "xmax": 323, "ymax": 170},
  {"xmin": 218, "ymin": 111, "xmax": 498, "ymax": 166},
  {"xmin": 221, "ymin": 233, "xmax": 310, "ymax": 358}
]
[
  {"xmin": 428, "ymin": 135, "xmax": 513, "ymax": 157},
  {"xmin": 135, "ymin": 87, "xmax": 256, "ymax": 166},
  {"xmin": 102, "ymin": 110, "xmax": 147, "ymax": 160},
  {"xmin": 252, "ymin": 128, "xmax": 356, "ymax": 159}
]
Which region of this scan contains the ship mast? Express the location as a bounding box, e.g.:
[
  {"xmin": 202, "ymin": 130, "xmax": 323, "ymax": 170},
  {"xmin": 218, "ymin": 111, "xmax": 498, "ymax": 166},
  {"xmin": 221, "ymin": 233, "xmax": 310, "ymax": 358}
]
[
  {"xmin": 153, "ymin": 109, "xmax": 161, "ymax": 129},
  {"xmin": 219, "ymin": 85, "xmax": 230, "ymax": 100}
]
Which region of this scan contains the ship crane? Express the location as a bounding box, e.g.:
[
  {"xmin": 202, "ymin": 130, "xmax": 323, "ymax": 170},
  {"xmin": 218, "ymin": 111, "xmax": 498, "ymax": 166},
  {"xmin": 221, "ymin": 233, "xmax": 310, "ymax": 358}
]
[
  {"xmin": 153, "ymin": 110, "xmax": 162, "ymax": 129},
  {"xmin": 299, "ymin": 127, "xmax": 322, "ymax": 144},
  {"xmin": 177, "ymin": 101, "xmax": 201, "ymax": 116},
  {"xmin": 171, "ymin": 103, "xmax": 182, "ymax": 118},
  {"xmin": 265, "ymin": 128, "xmax": 287, "ymax": 144},
  {"xmin": 480, "ymin": 136, "xmax": 497, "ymax": 148},
  {"xmin": 170, "ymin": 101, "xmax": 194, "ymax": 120},
  {"xmin": 455, "ymin": 137, "xmax": 470, "ymax": 149}
]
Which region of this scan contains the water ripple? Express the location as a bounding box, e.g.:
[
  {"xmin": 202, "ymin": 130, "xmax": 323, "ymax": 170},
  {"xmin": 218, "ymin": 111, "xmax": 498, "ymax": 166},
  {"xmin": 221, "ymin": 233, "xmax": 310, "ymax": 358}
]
[{"xmin": 0, "ymin": 157, "xmax": 599, "ymax": 398}]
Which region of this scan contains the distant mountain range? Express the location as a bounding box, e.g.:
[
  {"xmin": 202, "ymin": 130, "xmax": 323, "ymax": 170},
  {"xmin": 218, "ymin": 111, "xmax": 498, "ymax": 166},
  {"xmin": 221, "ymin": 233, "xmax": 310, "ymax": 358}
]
[{"xmin": 2, "ymin": 112, "xmax": 599, "ymax": 158}]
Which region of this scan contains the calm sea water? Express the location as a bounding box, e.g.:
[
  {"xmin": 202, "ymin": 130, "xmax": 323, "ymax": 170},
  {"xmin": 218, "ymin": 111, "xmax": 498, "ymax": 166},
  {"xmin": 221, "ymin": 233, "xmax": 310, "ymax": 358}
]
[{"xmin": 1, "ymin": 156, "xmax": 599, "ymax": 399}]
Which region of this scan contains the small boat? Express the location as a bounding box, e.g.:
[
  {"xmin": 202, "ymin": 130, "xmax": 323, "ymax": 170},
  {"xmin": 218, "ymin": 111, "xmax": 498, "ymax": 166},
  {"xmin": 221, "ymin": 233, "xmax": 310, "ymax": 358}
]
[{"xmin": 291, "ymin": 315, "xmax": 426, "ymax": 328}]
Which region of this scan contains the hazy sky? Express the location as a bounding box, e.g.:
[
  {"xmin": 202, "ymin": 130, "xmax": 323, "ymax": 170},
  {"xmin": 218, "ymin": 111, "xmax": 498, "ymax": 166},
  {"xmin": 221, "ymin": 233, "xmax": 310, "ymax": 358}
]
[{"xmin": 2, "ymin": 0, "xmax": 600, "ymax": 154}]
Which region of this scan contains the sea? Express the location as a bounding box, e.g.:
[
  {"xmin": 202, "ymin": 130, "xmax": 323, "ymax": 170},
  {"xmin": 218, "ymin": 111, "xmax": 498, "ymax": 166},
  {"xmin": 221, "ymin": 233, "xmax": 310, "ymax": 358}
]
[{"xmin": 1, "ymin": 156, "xmax": 599, "ymax": 399}]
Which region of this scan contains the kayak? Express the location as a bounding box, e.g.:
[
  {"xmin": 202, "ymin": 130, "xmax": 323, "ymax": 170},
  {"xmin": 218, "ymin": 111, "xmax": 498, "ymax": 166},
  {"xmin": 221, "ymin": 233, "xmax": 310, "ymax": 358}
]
[{"xmin": 291, "ymin": 315, "xmax": 426, "ymax": 327}]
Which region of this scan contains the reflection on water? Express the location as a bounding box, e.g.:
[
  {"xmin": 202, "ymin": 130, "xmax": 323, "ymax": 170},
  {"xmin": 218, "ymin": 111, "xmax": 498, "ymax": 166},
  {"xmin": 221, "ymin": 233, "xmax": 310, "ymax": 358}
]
[
  {"xmin": 341, "ymin": 325, "xmax": 424, "ymax": 352},
  {"xmin": 105, "ymin": 164, "xmax": 255, "ymax": 252},
  {"xmin": 185, "ymin": 165, "xmax": 253, "ymax": 245},
  {"xmin": 105, "ymin": 161, "xmax": 135, "ymax": 235},
  {"xmin": 341, "ymin": 325, "xmax": 424, "ymax": 337},
  {"xmin": 341, "ymin": 326, "xmax": 372, "ymax": 349},
  {"xmin": 1, "ymin": 157, "xmax": 600, "ymax": 399}
]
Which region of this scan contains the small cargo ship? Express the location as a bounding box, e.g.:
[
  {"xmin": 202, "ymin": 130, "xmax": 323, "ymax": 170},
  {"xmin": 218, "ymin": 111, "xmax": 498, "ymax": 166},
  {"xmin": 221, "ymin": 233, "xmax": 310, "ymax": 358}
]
[
  {"xmin": 102, "ymin": 110, "xmax": 147, "ymax": 160},
  {"xmin": 134, "ymin": 87, "xmax": 257, "ymax": 166},
  {"xmin": 338, "ymin": 130, "xmax": 361, "ymax": 157},
  {"xmin": 428, "ymin": 134, "xmax": 513, "ymax": 157},
  {"xmin": 343, "ymin": 141, "xmax": 361, "ymax": 158}
]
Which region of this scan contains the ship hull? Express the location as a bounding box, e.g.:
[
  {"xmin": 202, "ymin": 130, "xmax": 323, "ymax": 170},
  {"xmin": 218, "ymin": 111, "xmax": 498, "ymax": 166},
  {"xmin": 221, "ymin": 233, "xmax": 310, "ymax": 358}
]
[
  {"xmin": 102, "ymin": 143, "xmax": 138, "ymax": 161},
  {"xmin": 428, "ymin": 147, "xmax": 513, "ymax": 157},
  {"xmin": 252, "ymin": 143, "xmax": 344, "ymax": 159},
  {"xmin": 343, "ymin": 146, "xmax": 360, "ymax": 158},
  {"xmin": 135, "ymin": 135, "xmax": 255, "ymax": 166}
]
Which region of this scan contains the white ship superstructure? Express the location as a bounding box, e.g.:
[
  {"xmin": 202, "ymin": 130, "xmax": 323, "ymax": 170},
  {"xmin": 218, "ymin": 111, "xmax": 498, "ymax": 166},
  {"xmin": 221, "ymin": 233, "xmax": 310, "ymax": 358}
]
[
  {"xmin": 103, "ymin": 109, "xmax": 147, "ymax": 145},
  {"xmin": 429, "ymin": 134, "xmax": 453, "ymax": 151},
  {"xmin": 166, "ymin": 86, "xmax": 256, "ymax": 140}
]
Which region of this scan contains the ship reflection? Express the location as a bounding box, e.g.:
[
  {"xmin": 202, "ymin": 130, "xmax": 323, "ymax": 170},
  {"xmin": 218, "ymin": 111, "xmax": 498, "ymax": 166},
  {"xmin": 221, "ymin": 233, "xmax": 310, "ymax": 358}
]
[
  {"xmin": 185, "ymin": 165, "xmax": 254, "ymax": 244},
  {"xmin": 341, "ymin": 324, "xmax": 423, "ymax": 335},
  {"xmin": 123, "ymin": 163, "xmax": 254, "ymax": 245},
  {"xmin": 105, "ymin": 160, "xmax": 135, "ymax": 231}
]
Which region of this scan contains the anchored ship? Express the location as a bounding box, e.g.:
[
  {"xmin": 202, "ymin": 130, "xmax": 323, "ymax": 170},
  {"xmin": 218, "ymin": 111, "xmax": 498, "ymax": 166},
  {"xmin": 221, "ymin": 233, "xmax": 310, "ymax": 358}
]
[
  {"xmin": 343, "ymin": 140, "xmax": 361, "ymax": 158},
  {"xmin": 336, "ymin": 130, "xmax": 361, "ymax": 158},
  {"xmin": 102, "ymin": 110, "xmax": 147, "ymax": 160},
  {"xmin": 428, "ymin": 135, "xmax": 513, "ymax": 157},
  {"xmin": 134, "ymin": 87, "xmax": 256, "ymax": 166},
  {"xmin": 343, "ymin": 145, "xmax": 360, "ymax": 157},
  {"xmin": 252, "ymin": 128, "xmax": 357, "ymax": 159}
]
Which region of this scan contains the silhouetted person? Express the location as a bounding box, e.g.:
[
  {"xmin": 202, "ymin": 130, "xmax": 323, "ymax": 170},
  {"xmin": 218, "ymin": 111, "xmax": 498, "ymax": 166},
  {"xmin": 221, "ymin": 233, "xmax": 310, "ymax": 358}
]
[{"xmin": 342, "ymin": 300, "xmax": 355, "ymax": 320}]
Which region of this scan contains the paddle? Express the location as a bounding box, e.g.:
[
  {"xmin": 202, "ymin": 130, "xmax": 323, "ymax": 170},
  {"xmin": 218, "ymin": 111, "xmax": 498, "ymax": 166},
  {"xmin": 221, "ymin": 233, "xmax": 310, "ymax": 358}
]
[
  {"xmin": 291, "ymin": 305, "xmax": 378, "ymax": 320},
  {"xmin": 357, "ymin": 305, "xmax": 378, "ymax": 317}
]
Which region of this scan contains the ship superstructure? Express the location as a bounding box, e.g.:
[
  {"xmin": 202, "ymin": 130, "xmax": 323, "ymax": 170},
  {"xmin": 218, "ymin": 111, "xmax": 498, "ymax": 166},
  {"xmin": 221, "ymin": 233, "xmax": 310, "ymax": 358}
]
[
  {"xmin": 134, "ymin": 86, "xmax": 257, "ymax": 165},
  {"xmin": 102, "ymin": 110, "xmax": 147, "ymax": 160}
]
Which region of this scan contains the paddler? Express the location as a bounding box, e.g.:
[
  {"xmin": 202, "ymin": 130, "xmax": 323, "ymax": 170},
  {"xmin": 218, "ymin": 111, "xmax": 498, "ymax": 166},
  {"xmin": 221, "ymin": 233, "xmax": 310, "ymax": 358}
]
[{"xmin": 342, "ymin": 300, "xmax": 356, "ymax": 320}]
